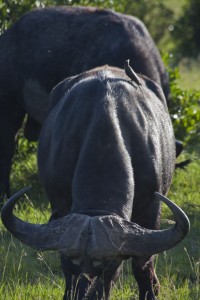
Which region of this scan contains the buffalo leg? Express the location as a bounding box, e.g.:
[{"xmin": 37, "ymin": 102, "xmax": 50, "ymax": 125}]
[
  {"xmin": 132, "ymin": 257, "xmax": 159, "ymax": 300},
  {"xmin": 131, "ymin": 197, "xmax": 161, "ymax": 300},
  {"xmin": 0, "ymin": 102, "xmax": 25, "ymax": 202}
]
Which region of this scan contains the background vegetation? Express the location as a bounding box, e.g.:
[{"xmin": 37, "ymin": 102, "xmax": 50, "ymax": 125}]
[{"xmin": 0, "ymin": 0, "xmax": 199, "ymax": 299}]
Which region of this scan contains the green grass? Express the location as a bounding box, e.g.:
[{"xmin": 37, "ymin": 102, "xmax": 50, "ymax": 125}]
[{"xmin": 0, "ymin": 145, "xmax": 199, "ymax": 299}]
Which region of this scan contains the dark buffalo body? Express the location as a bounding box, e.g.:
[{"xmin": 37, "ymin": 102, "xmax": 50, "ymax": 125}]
[
  {"xmin": 1, "ymin": 67, "xmax": 189, "ymax": 300},
  {"xmin": 0, "ymin": 6, "xmax": 170, "ymax": 198},
  {"xmin": 39, "ymin": 67, "xmax": 172, "ymax": 219}
]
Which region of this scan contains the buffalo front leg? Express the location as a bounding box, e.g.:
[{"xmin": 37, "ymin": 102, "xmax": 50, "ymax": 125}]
[
  {"xmin": 131, "ymin": 195, "xmax": 161, "ymax": 300},
  {"xmin": 0, "ymin": 102, "xmax": 25, "ymax": 202},
  {"xmin": 132, "ymin": 256, "xmax": 159, "ymax": 300}
]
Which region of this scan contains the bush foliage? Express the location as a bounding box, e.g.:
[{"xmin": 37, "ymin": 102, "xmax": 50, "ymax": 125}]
[
  {"xmin": 120, "ymin": 0, "xmax": 174, "ymax": 44},
  {"xmin": 163, "ymin": 54, "xmax": 200, "ymax": 144},
  {"xmin": 172, "ymin": 0, "xmax": 200, "ymax": 59}
]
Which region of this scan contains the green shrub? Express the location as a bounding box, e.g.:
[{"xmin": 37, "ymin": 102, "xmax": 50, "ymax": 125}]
[
  {"xmin": 164, "ymin": 54, "xmax": 200, "ymax": 144},
  {"xmin": 120, "ymin": 0, "xmax": 174, "ymax": 44},
  {"xmin": 172, "ymin": 0, "xmax": 200, "ymax": 59}
]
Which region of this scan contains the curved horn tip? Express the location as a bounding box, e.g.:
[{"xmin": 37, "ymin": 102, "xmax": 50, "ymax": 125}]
[
  {"xmin": 154, "ymin": 191, "xmax": 190, "ymax": 235},
  {"xmin": 1, "ymin": 186, "xmax": 32, "ymax": 219}
]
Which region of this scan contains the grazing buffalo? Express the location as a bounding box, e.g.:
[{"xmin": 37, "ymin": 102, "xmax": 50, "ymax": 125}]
[
  {"xmin": 1, "ymin": 66, "xmax": 189, "ymax": 300},
  {"xmin": 0, "ymin": 5, "xmax": 171, "ymax": 199}
]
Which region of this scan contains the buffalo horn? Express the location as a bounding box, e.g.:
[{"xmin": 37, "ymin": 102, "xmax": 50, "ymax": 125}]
[{"xmin": 1, "ymin": 188, "xmax": 190, "ymax": 258}]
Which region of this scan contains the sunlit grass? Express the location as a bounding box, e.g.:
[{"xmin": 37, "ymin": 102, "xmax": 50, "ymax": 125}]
[{"xmin": 0, "ymin": 229, "xmax": 64, "ymax": 299}]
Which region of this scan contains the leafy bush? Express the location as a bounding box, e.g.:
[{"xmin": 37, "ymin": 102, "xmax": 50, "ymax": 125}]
[
  {"xmin": 164, "ymin": 54, "xmax": 200, "ymax": 144},
  {"xmin": 172, "ymin": 0, "xmax": 200, "ymax": 60},
  {"xmin": 0, "ymin": 0, "xmax": 35, "ymax": 33},
  {"xmin": 120, "ymin": 0, "xmax": 174, "ymax": 44}
]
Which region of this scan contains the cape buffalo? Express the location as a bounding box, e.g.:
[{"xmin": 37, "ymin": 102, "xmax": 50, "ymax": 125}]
[
  {"xmin": 1, "ymin": 66, "xmax": 189, "ymax": 300},
  {"xmin": 0, "ymin": 5, "xmax": 171, "ymax": 199}
]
